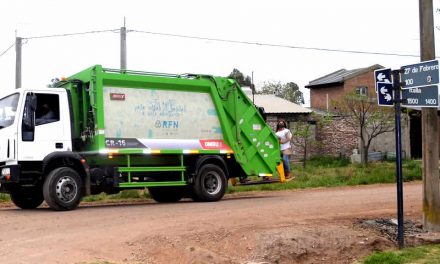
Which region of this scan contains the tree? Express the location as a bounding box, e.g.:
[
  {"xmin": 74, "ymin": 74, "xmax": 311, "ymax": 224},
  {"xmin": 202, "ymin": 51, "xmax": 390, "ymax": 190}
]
[
  {"xmin": 291, "ymin": 113, "xmax": 329, "ymax": 169},
  {"xmin": 291, "ymin": 119, "xmax": 314, "ymax": 169},
  {"xmin": 332, "ymin": 92, "xmax": 394, "ymax": 164},
  {"xmin": 259, "ymin": 81, "xmax": 304, "ymax": 104},
  {"xmin": 227, "ymin": 69, "xmax": 254, "ymax": 93}
]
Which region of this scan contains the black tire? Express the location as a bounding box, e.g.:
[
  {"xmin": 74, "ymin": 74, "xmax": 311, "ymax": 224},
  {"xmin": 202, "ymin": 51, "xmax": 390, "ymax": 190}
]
[
  {"xmin": 43, "ymin": 167, "xmax": 83, "ymax": 211},
  {"xmin": 10, "ymin": 186, "xmax": 44, "ymax": 209},
  {"xmin": 192, "ymin": 164, "xmax": 227, "ymax": 202},
  {"xmin": 148, "ymin": 186, "xmax": 185, "ymax": 203}
]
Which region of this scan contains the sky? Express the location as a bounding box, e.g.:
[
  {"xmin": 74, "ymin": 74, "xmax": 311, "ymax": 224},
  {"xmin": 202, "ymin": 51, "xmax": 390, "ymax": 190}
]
[{"xmin": 0, "ymin": 0, "xmax": 439, "ymax": 106}]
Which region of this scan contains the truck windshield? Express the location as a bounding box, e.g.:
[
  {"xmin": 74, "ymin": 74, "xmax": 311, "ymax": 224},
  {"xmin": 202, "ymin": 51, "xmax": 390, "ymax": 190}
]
[{"xmin": 0, "ymin": 93, "xmax": 19, "ymax": 129}]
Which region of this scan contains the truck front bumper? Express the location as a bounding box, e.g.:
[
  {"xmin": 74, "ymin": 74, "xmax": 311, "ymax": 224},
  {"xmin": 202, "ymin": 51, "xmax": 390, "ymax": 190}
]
[{"xmin": 0, "ymin": 165, "xmax": 20, "ymax": 184}]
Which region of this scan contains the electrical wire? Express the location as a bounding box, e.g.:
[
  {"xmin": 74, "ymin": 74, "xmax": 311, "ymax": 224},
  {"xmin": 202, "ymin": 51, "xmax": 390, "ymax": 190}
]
[
  {"xmin": 131, "ymin": 29, "xmax": 424, "ymax": 58},
  {"xmin": 0, "ymin": 42, "xmax": 15, "ymax": 58},
  {"xmin": 24, "ymin": 29, "xmax": 119, "ymax": 40},
  {"xmin": 0, "ymin": 27, "xmax": 437, "ymax": 59}
]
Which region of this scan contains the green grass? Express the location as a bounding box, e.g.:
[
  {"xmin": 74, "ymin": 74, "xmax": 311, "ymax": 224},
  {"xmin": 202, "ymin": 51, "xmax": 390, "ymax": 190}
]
[
  {"xmin": 82, "ymin": 189, "xmax": 149, "ymax": 202},
  {"xmin": 0, "ymin": 157, "xmax": 423, "ymax": 204},
  {"xmin": 228, "ymin": 157, "xmax": 422, "ymax": 193},
  {"xmin": 363, "ymin": 244, "xmax": 440, "ymax": 264},
  {"xmin": 0, "ymin": 193, "xmax": 10, "ymax": 202}
]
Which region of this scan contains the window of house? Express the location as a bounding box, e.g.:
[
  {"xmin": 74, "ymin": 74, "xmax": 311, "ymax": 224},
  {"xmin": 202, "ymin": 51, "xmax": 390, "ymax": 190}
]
[{"xmin": 356, "ymin": 86, "xmax": 368, "ymax": 96}]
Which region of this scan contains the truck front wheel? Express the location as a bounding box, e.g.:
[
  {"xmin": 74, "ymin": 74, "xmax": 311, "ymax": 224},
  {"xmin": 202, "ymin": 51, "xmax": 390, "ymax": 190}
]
[
  {"xmin": 10, "ymin": 186, "xmax": 44, "ymax": 209},
  {"xmin": 192, "ymin": 164, "xmax": 227, "ymax": 202},
  {"xmin": 43, "ymin": 167, "xmax": 83, "ymax": 211}
]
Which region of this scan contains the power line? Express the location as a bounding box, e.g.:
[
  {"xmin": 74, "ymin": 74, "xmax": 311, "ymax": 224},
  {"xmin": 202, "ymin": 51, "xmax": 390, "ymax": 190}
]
[
  {"xmin": 131, "ymin": 29, "xmax": 423, "ymax": 58},
  {"xmin": 24, "ymin": 29, "xmax": 119, "ymax": 40},
  {"xmin": 0, "ymin": 42, "xmax": 15, "ymax": 58},
  {"xmin": 0, "ymin": 27, "xmax": 436, "ymax": 60}
]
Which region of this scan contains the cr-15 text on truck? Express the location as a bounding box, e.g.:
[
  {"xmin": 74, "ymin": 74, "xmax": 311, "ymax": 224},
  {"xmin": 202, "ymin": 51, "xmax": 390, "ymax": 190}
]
[{"xmin": 0, "ymin": 65, "xmax": 283, "ymax": 210}]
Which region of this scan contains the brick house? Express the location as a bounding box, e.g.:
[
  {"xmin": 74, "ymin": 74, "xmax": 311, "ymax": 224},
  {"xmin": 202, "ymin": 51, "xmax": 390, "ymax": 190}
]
[
  {"xmin": 305, "ymin": 65, "xmax": 411, "ymax": 159},
  {"xmin": 306, "ymin": 64, "xmax": 382, "ymax": 111}
]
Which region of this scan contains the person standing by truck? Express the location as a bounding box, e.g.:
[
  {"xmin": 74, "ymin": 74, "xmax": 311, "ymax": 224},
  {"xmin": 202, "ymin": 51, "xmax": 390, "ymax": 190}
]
[{"xmin": 276, "ymin": 120, "xmax": 292, "ymax": 179}]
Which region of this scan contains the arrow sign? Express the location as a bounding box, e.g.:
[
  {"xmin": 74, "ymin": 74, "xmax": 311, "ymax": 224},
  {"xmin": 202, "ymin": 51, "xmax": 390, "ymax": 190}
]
[
  {"xmin": 377, "ymin": 72, "xmax": 391, "ymax": 83},
  {"xmin": 380, "ymin": 86, "xmax": 388, "ymax": 95},
  {"xmin": 385, "ymin": 93, "xmax": 392, "ymax": 101},
  {"xmin": 377, "ymin": 82, "xmax": 394, "ymax": 106},
  {"xmin": 374, "ymin": 68, "xmax": 392, "ymax": 93}
]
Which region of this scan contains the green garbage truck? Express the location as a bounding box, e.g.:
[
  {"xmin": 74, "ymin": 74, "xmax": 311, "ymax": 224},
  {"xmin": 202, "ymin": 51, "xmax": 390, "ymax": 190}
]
[{"xmin": 0, "ymin": 65, "xmax": 282, "ymax": 210}]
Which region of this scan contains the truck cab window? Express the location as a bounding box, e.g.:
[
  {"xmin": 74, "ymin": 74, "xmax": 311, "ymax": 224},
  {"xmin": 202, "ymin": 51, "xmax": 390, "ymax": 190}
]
[
  {"xmin": 35, "ymin": 94, "xmax": 60, "ymax": 126},
  {"xmin": 0, "ymin": 93, "xmax": 19, "ymax": 129}
]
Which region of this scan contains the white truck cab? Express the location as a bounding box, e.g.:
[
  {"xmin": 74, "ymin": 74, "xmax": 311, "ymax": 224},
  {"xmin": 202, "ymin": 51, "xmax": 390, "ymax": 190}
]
[
  {"xmin": 0, "ymin": 88, "xmax": 72, "ymax": 164},
  {"xmin": 0, "ymin": 88, "xmax": 82, "ymax": 210}
]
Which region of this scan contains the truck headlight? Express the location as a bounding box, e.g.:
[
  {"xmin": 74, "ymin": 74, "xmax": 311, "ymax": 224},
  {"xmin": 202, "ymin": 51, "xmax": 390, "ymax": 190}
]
[{"xmin": 1, "ymin": 168, "xmax": 10, "ymax": 177}]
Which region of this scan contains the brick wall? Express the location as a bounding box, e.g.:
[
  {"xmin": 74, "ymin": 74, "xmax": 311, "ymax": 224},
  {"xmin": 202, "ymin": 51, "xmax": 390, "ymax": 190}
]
[
  {"xmin": 290, "ymin": 117, "xmax": 358, "ymax": 158},
  {"xmin": 310, "ymin": 86, "xmax": 345, "ymax": 111}
]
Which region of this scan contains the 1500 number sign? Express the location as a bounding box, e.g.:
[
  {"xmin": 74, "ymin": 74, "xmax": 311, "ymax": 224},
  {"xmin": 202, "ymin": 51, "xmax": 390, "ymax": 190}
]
[{"xmin": 401, "ymin": 86, "xmax": 439, "ymax": 108}]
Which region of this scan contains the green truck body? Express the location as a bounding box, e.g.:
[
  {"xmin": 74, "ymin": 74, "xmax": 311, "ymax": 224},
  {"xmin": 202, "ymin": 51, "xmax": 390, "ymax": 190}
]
[{"xmin": 0, "ymin": 65, "xmax": 281, "ymax": 210}]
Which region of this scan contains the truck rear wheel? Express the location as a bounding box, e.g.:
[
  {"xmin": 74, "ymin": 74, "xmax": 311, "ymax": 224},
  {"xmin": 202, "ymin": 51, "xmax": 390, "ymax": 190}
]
[
  {"xmin": 148, "ymin": 186, "xmax": 185, "ymax": 203},
  {"xmin": 43, "ymin": 167, "xmax": 83, "ymax": 211},
  {"xmin": 192, "ymin": 164, "xmax": 227, "ymax": 202},
  {"xmin": 10, "ymin": 186, "xmax": 44, "ymax": 209}
]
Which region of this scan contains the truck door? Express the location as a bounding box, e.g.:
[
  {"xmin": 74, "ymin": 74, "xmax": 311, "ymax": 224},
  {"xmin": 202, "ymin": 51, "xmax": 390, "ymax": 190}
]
[{"xmin": 18, "ymin": 91, "xmax": 72, "ymax": 161}]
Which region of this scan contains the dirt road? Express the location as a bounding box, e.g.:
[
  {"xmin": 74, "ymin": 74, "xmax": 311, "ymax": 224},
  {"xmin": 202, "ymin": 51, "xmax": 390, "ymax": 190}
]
[{"xmin": 0, "ymin": 182, "xmax": 424, "ymax": 264}]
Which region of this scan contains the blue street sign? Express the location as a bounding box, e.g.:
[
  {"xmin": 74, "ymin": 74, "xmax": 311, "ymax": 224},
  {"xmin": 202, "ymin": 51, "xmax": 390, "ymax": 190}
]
[
  {"xmin": 401, "ymin": 85, "xmax": 439, "ymax": 108},
  {"xmin": 400, "ymin": 60, "xmax": 439, "ymax": 89},
  {"xmin": 377, "ymin": 82, "xmax": 394, "ymax": 106},
  {"xmin": 374, "ymin": 68, "xmax": 392, "ymax": 93}
]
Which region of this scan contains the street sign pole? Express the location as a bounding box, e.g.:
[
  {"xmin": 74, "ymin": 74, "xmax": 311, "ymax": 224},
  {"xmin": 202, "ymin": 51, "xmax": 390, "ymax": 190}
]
[{"xmin": 392, "ymin": 69, "xmax": 404, "ymax": 249}]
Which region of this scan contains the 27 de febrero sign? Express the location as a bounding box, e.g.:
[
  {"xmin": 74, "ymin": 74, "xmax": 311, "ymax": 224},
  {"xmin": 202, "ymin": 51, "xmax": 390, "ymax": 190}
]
[{"xmin": 400, "ymin": 60, "xmax": 439, "ymax": 89}]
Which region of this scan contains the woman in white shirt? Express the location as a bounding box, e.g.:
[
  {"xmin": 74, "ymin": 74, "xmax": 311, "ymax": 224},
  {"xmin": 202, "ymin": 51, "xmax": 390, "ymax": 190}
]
[{"xmin": 275, "ymin": 121, "xmax": 292, "ymax": 179}]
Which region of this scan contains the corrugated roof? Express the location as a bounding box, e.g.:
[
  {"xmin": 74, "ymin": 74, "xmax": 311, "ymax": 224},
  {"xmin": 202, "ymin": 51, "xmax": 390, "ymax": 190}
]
[
  {"xmin": 249, "ymin": 94, "xmax": 312, "ymax": 114},
  {"xmin": 305, "ymin": 64, "xmax": 383, "ymax": 88}
]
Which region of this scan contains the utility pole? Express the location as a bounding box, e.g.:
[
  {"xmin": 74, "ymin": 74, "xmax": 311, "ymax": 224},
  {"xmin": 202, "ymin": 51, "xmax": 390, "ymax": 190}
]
[
  {"xmin": 251, "ymin": 71, "xmax": 255, "ymax": 104},
  {"xmin": 120, "ymin": 17, "xmax": 127, "ymax": 70},
  {"xmin": 419, "ymin": 0, "xmax": 440, "ymax": 231},
  {"xmin": 15, "ymin": 36, "xmax": 22, "ymax": 89}
]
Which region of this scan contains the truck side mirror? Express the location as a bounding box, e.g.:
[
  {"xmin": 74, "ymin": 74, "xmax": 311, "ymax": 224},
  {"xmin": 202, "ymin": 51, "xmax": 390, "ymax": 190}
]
[{"xmin": 22, "ymin": 93, "xmax": 37, "ymax": 141}]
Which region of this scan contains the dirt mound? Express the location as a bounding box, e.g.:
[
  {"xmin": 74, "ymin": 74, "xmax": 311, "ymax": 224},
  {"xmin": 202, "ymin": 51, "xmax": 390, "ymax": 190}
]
[{"xmin": 249, "ymin": 223, "xmax": 394, "ymax": 264}]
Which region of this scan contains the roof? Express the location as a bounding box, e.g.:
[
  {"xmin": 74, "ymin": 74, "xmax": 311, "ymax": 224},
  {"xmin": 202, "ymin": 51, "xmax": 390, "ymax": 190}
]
[
  {"xmin": 305, "ymin": 64, "xmax": 383, "ymax": 89},
  {"xmin": 248, "ymin": 94, "xmax": 312, "ymax": 114}
]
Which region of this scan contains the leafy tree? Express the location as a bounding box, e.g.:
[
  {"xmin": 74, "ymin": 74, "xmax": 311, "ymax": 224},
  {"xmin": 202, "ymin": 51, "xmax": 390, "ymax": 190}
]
[
  {"xmin": 291, "ymin": 113, "xmax": 328, "ymax": 168},
  {"xmin": 259, "ymin": 81, "xmax": 304, "ymax": 104},
  {"xmin": 332, "ymin": 92, "xmax": 394, "ymax": 164},
  {"xmin": 227, "ymin": 69, "xmax": 254, "ymax": 93}
]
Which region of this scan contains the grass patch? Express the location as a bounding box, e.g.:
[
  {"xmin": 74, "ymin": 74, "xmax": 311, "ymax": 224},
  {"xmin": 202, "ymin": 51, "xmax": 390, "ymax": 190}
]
[
  {"xmin": 228, "ymin": 157, "xmax": 422, "ymax": 193},
  {"xmin": 307, "ymin": 155, "xmax": 350, "ymax": 168},
  {"xmin": 83, "ymin": 189, "xmax": 149, "ymax": 202},
  {"xmin": 0, "ymin": 193, "xmax": 10, "ymax": 202},
  {"xmin": 363, "ymin": 244, "xmax": 440, "ymax": 264}
]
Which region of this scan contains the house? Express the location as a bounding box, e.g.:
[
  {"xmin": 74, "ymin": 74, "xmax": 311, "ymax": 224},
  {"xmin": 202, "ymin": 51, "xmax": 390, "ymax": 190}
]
[
  {"xmin": 305, "ymin": 65, "xmax": 411, "ymax": 160},
  {"xmin": 305, "ymin": 64, "xmax": 382, "ymax": 111},
  {"xmin": 250, "ymin": 94, "xmax": 312, "ymax": 128}
]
